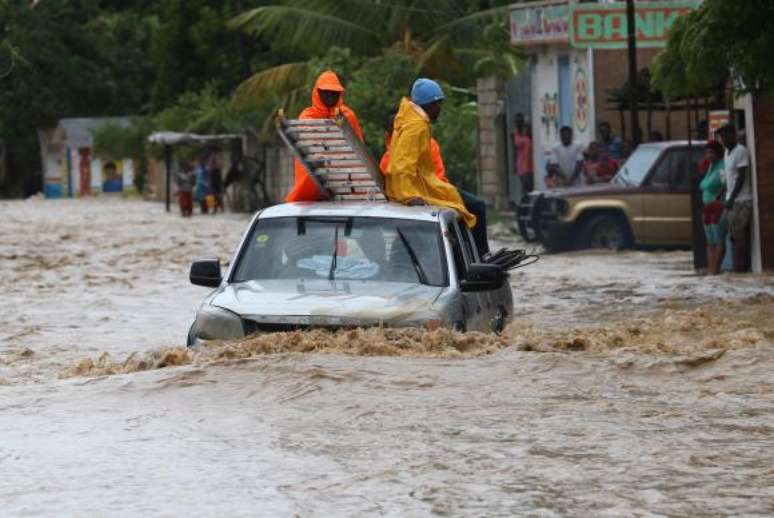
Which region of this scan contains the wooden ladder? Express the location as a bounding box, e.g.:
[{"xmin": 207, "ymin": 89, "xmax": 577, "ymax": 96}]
[{"xmin": 276, "ymin": 112, "xmax": 386, "ymax": 202}]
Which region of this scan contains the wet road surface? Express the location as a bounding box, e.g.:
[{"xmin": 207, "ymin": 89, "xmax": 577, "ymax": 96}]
[{"xmin": 2, "ymin": 198, "xmax": 774, "ymax": 516}]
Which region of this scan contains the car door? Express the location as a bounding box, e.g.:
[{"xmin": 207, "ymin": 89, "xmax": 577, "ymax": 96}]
[
  {"xmin": 450, "ymin": 220, "xmax": 488, "ymax": 332},
  {"xmin": 641, "ymin": 148, "xmax": 694, "ymax": 245}
]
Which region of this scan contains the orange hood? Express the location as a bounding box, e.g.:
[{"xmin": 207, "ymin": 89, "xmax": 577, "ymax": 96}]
[{"xmin": 308, "ymin": 70, "xmax": 345, "ymax": 118}]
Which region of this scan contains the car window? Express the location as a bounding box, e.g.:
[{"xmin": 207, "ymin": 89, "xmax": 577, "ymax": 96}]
[
  {"xmin": 232, "ymin": 216, "xmax": 448, "ymax": 286},
  {"xmin": 613, "ymin": 146, "xmax": 661, "ymax": 186},
  {"xmin": 649, "ymin": 151, "xmax": 673, "ymax": 187},
  {"xmin": 447, "ymin": 223, "xmax": 466, "ymax": 280},
  {"xmin": 456, "ymin": 220, "xmax": 478, "ymax": 264},
  {"xmin": 648, "ymin": 148, "xmax": 702, "ymax": 190}
]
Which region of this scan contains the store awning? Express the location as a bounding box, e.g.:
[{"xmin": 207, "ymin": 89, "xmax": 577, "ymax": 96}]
[{"xmin": 147, "ymin": 132, "xmax": 242, "ymax": 146}]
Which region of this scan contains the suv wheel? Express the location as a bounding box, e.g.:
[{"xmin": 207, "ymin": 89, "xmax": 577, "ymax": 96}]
[{"xmin": 578, "ymin": 214, "xmax": 631, "ymax": 251}]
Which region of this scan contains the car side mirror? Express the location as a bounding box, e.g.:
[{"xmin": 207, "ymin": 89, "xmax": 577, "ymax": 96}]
[
  {"xmin": 461, "ymin": 263, "xmax": 504, "ymax": 292},
  {"xmin": 190, "ymin": 258, "xmax": 222, "ymax": 288}
]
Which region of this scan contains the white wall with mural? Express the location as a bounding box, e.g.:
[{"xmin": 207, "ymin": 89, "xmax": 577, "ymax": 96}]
[{"xmin": 529, "ymin": 46, "xmax": 593, "ymax": 191}]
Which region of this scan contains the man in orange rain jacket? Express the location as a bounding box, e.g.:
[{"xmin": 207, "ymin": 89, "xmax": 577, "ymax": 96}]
[{"xmin": 285, "ymin": 70, "xmax": 364, "ymax": 202}]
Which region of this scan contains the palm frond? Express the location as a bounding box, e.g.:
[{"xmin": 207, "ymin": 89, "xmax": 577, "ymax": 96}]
[
  {"xmin": 230, "ymin": 5, "xmax": 381, "ymax": 55},
  {"xmin": 434, "ymin": 5, "xmax": 511, "ymax": 35},
  {"xmin": 234, "ymin": 62, "xmax": 312, "ymax": 105}
]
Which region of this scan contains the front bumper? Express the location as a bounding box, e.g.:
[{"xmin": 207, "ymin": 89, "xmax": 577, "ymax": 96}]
[{"xmin": 516, "ymin": 193, "xmax": 570, "ymax": 248}]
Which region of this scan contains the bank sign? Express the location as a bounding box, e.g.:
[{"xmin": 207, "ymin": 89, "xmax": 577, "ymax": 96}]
[{"xmin": 569, "ymin": 0, "xmax": 701, "ymax": 49}]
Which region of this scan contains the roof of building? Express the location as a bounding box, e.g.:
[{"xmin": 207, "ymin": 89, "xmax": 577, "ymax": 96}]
[{"xmin": 52, "ymin": 117, "xmax": 132, "ymax": 148}]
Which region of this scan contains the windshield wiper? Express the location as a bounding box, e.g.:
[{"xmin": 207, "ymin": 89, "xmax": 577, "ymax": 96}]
[
  {"xmin": 396, "ymin": 227, "xmax": 428, "ymax": 285},
  {"xmin": 328, "ymin": 225, "xmax": 339, "ymax": 281}
]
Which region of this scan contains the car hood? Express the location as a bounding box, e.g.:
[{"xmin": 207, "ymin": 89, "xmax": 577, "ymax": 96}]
[
  {"xmin": 210, "ymin": 280, "xmax": 445, "ymax": 324},
  {"xmin": 541, "ymin": 182, "xmax": 637, "ymax": 198}
]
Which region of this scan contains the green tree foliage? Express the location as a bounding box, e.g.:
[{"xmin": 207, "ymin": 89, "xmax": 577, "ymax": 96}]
[
  {"xmin": 652, "ymin": 0, "xmax": 774, "ymax": 97},
  {"xmin": 0, "ymin": 0, "xmax": 157, "ymax": 195},
  {"xmin": 231, "ymin": 0, "xmax": 520, "ymax": 101}
]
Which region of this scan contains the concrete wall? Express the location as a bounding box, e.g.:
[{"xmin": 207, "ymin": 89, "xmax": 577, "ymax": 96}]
[{"xmin": 477, "ymin": 76, "xmax": 509, "ymax": 209}]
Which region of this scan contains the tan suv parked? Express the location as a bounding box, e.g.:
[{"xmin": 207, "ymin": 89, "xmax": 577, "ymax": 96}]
[{"xmin": 517, "ymin": 141, "xmax": 704, "ymax": 251}]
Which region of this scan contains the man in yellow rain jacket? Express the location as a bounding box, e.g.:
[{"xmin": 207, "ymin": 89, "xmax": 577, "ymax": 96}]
[{"xmin": 385, "ymin": 78, "xmax": 489, "ymax": 255}]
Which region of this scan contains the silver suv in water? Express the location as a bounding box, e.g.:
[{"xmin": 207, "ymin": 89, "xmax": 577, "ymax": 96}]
[{"xmin": 187, "ymin": 202, "xmax": 513, "ymax": 345}]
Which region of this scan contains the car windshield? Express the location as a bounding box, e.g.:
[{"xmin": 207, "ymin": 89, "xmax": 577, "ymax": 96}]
[
  {"xmin": 612, "ymin": 146, "xmax": 662, "ymax": 186},
  {"xmin": 232, "ymin": 216, "xmax": 447, "ymax": 287}
]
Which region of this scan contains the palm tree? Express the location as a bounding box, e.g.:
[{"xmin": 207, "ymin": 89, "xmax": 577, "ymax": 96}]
[{"xmin": 230, "ymin": 0, "xmax": 519, "ymax": 115}]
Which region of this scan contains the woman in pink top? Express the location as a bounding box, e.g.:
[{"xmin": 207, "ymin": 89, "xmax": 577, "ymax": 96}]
[{"xmin": 513, "ymin": 113, "xmax": 534, "ymax": 194}]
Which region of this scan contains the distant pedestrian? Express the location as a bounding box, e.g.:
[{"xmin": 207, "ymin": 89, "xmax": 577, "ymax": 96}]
[
  {"xmin": 194, "ymin": 156, "xmax": 210, "ymax": 214},
  {"xmin": 176, "ymin": 163, "xmax": 194, "ymax": 217},
  {"xmin": 718, "ymin": 124, "xmax": 752, "ymax": 272},
  {"xmin": 699, "ymin": 141, "xmax": 726, "ymax": 275},
  {"xmin": 598, "ymin": 121, "xmax": 624, "ymax": 160},
  {"xmin": 208, "ymin": 153, "xmax": 224, "ymax": 214},
  {"xmin": 513, "ymin": 113, "xmax": 534, "ymax": 194},
  {"xmin": 546, "ymin": 126, "xmax": 584, "ymax": 188},
  {"xmin": 581, "ymin": 141, "xmax": 619, "ymax": 184}
]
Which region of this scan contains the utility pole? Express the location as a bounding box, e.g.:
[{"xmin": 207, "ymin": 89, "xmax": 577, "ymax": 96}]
[{"xmin": 626, "ymin": 0, "xmax": 640, "ymax": 146}]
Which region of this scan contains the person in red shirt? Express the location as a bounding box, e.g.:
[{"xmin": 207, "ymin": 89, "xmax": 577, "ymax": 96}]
[
  {"xmin": 513, "ymin": 113, "xmax": 534, "ymax": 194},
  {"xmin": 285, "ymin": 70, "xmax": 364, "ymax": 202},
  {"xmin": 581, "ymin": 141, "xmax": 619, "ymax": 184}
]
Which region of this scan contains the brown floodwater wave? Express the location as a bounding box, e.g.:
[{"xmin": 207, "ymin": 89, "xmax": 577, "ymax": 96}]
[{"xmin": 62, "ymin": 298, "xmax": 774, "ymax": 379}]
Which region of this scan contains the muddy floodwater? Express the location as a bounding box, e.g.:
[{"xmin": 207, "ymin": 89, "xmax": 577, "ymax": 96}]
[{"xmin": 2, "ymin": 198, "xmax": 774, "ymax": 516}]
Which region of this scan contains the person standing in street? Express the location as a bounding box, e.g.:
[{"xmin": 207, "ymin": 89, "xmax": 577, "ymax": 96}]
[
  {"xmin": 718, "ymin": 124, "xmax": 752, "ymax": 272},
  {"xmin": 194, "ymin": 155, "xmax": 210, "ymax": 214},
  {"xmin": 513, "ymin": 113, "xmax": 534, "ymax": 195},
  {"xmin": 546, "ymin": 126, "xmax": 584, "ymax": 188},
  {"xmin": 176, "ymin": 163, "xmax": 194, "ymax": 217},
  {"xmin": 598, "ymin": 121, "xmax": 624, "ymax": 160},
  {"xmin": 699, "ymin": 141, "xmax": 727, "ymax": 275},
  {"xmin": 208, "ymin": 153, "xmax": 224, "ymax": 214}
]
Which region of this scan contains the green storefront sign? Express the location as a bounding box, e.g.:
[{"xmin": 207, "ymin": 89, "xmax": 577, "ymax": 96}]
[{"xmin": 569, "ymin": 0, "xmax": 701, "ymax": 49}]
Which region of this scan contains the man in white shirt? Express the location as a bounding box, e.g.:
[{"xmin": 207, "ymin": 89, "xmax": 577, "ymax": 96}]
[
  {"xmin": 546, "ymin": 126, "xmax": 584, "ymax": 188},
  {"xmin": 719, "ymin": 124, "xmax": 752, "ymax": 272}
]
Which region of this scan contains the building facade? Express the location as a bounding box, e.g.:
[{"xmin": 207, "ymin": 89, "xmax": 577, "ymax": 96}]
[
  {"xmin": 479, "ymin": 0, "xmax": 701, "ymax": 207},
  {"xmin": 38, "ymin": 118, "xmax": 135, "ymax": 198}
]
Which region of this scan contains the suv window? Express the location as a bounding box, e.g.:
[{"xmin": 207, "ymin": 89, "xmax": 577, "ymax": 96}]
[{"xmin": 648, "ymin": 148, "xmax": 703, "ymax": 190}]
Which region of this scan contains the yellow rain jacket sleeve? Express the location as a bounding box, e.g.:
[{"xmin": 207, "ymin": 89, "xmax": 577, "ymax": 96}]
[{"xmin": 385, "ymin": 98, "xmax": 476, "ymax": 228}]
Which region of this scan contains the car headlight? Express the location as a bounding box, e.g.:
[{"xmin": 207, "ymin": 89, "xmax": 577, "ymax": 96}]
[{"xmin": 193, "ymin": 305, "xmax": 245, "ymax": 341}]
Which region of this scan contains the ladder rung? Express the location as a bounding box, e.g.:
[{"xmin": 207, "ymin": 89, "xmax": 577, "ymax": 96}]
[
  {"xmin": 294, "ymin": 139, "xmax": 348, "ymax": 147},
  {"xmin": 304, "ymin": 153, "xmax": 359, "ymax": 161},
  {"xmin": 298, "ymin": 145, "xmax": 354, "ymax": 153},
  {"xmin": 323, "ymin": 173, "xmax": 373, "ymax": 181},
  {"xmin": 287, "ymin": 125, "xmax": 344, "ymax": 134},
  {"xmin": 291, "ymin": 132, "xmax": 344, "ymax": 140},
  {"xmin": 316, "ymin": 168, "xmax": 369, "ymax": 175},
  {"xmin": 325, "ymin": 180, "xmax": 379, "ymax": 189},
  {"xmin": 285, "ymin": 119, "xmax": 336, "ymax": 126}
]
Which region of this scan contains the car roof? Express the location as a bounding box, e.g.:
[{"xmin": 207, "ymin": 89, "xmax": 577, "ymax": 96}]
[{"xmin": 258, "ymin": 201, "xmax": 454, "ymax": 222}]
